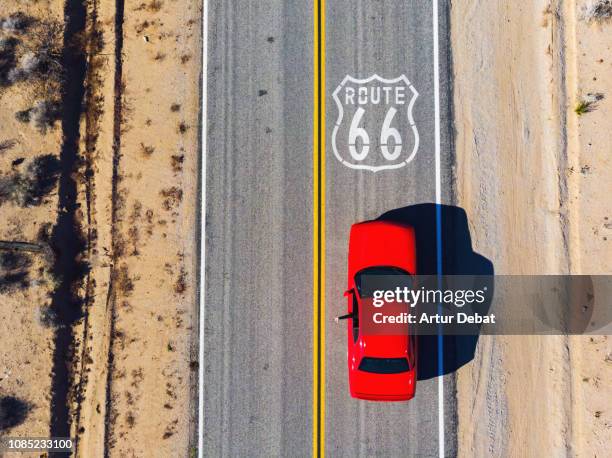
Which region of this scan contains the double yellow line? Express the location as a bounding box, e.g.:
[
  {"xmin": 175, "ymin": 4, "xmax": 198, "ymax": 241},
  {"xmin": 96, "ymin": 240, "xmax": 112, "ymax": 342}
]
[{"xmin": 312, "ymin": 0, "xmax": 325, "ymax": 457}]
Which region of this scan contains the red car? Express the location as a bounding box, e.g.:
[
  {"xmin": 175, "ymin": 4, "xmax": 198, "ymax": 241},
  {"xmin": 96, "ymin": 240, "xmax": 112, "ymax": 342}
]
[{"xmin": 340, "ymin": 220, "xmax": 417, "ymax": 401}]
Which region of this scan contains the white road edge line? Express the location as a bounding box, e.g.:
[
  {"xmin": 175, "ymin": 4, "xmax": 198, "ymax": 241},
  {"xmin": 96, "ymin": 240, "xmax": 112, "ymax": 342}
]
[
  {"xmin": 198, "ymin": 0, "xmax": 208, "ymax": 457},
  {"xmin": 432, "ymin": 0, "xmax": 444, "ymax": 457}
]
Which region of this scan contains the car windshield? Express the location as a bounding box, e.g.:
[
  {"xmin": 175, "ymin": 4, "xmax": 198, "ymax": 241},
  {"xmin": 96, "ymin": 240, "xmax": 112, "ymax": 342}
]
[
  {"xmin": 358, "ymin": 357, "xmax": 410, "ymax": 374},
  {"xmin": 354, "ymin": 266, "xmax": 412, "ymax": 298}
]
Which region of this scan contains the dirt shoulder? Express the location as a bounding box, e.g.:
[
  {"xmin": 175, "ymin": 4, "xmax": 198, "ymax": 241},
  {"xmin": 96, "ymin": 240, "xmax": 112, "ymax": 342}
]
[
  {"xmin": 451, "ymin": 0, "xmax": 611, "ymax": 456},
  {"xmin": 74, "ymin": 0, "xmax": 201, "ymax": 456}
]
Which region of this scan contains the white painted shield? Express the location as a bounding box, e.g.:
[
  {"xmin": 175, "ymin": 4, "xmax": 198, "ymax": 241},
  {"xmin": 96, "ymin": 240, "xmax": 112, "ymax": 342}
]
[{"xmin": 331, "ymin": 74, "xmax": 419, "ymax": 172}]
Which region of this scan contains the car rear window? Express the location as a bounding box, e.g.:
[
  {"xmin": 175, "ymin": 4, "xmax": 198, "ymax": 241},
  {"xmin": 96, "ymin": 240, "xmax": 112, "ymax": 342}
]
[{"xmin": 358, "ymin": 357, "xmax": 410, "ymax": 374}]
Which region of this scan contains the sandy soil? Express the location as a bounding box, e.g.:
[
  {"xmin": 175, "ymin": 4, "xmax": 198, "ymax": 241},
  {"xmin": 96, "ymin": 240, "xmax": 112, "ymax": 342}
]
[
  {"xmin": 73, "ymin": 1, "xmax": 201, "ymax": 456},
  {"xmin": 0, "ymin": 1, "xmax": 200, "ymax": 457},
  {"xmin": 0, "ymin": 0, "xmax": 64, "ymax": 450},
  {"xmin": 566, "ymin": 0, "xmax": 612, "ymax": 452},
  {"xmin": 451, "ymin": 0, "xmax": 611, "ymax": 456}
]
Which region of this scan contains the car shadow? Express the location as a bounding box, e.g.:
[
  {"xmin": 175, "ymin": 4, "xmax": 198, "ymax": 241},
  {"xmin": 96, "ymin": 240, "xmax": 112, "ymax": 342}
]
[{"xmin": 377, "ymin": 203, "xmax": 494, "ymax": 380}]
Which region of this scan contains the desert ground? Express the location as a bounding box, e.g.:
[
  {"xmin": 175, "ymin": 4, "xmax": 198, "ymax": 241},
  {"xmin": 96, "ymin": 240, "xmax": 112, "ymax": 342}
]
[
  {"xmin": 452, "ymin": 0, "xmax": 611, "ymax": 455},
  {"xmin": 1, "ymin": 0, "xmax": 200, "ymax": 456}
]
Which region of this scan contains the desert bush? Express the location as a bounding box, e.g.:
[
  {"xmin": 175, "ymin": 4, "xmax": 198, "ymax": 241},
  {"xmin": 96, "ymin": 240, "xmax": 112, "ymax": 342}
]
[
  {"xmin": 22, "ymin": 153, "xmax": 61, "ymax": 205},
  {"xmin": 0, "ymin": 37, "xmax": 19, "ymax": 86},
  {"xmin": 160, "ymin": 186, "xmax": 183, "ymax": 211},
  {"xmin": 0, "ymin": 396, "xmax": 31, "ymax": 432},
  {"xmin": 1, "ymin": 16, "xmax": 62, "ymax": 86},
  {"xmin": 131, "ymin": 368, "xmax": 144, "ymax": 389},
  {"xmin": 134, "ymin": 1, "xmax": 163, "ymax": 12},
  {"xmin": 575, "ymin": 92, "xmax": 604, "ymax": 115},
  {"xmin": 37, "ymin": 306, "xmax": 59, "ymax": 328},
  {"xmin": 115, "ymin": 264, "xmax": 134, "ymax": 296},
  {"xmin": 0, "ymin": 176, "xmax": 15, "ymax": 204},
  {"xmin": 0, "ymin": 14, "xmax": 63, "ymax": 132},
  {"xmin": 139, "ymin": 143, "xmax": 155, "ymax": 157},
  {"xmin": 15, "ymin": 100, "xmax": 62, "ymax": 133},
  {"xmin": 582, "ymin": 0, "xmax": 612, "ymax": 22},
  {"xmin": 0, "ymin": 271, "xmax": 29, "ymax": 293},
  {"xmin": 0, "ymin": 250, "xmax": 32, "ymax": 271},
  {"xmin": 174, "ymin": 268, "xmax": 186, "ymax": 294},
  {"xmin": 0, "ymin": 251, "xmax": 32, "ymax": 294},
  {"xmin": 0, "ymin": 154, "xmax": 60, "ymax": 207},
  {"xmin": 171, "ymin": 154, "xmax": 184, "ymax": 173},
  {"xmin": 0, "ymin": 13, "xmax": 34, "ymax": 34},
  {"xmin": 125, "ymin": 411, "xmax": 136, "ymax": 428},
  {"xmin": 0, "ymin": 139, "xmax": 17, "ymax": 153},
  {"xmin": 178, "ymin": 121, "xmax": 189, "ymax": 134}
]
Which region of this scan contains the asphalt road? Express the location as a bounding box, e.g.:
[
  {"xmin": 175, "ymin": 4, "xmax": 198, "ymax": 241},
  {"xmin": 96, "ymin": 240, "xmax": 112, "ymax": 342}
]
[
  {"xmin": 203, "ymin": 1, "xmax": 456, "ymax": 456},
  {"xmin": 203, "ymin": 2, "xmax": 314, "ymax": 456}
]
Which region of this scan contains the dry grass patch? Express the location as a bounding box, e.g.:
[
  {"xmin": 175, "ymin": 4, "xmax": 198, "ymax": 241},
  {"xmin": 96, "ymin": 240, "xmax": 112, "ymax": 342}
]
[
  {"xmin": 0, "ymin": 14, "xmax": 64, "ymax": 132},
  {"xmin": 575, "ymin": 92, "xmax": 604, "ymax": 115},
  {"xmin": 582, "ymin": 0, "xmax": 612, "ymax": 23}
]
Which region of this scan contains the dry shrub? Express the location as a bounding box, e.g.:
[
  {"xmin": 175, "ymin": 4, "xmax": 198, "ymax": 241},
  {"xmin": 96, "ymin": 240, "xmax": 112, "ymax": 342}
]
[
  {"xmin": 148, "ymin": 1, "xmax": 164, "ymax": 13},
  {"xmin": 160, "ymin": 186, "xmax": 183, "ymax": 211},
  {"xmin": 0, "ymin": 139, "xmax": 17, "ymax": 153},
  {"xmin": 38, "ymin": 306, "xmax": 59, "ymax": 328},
  {"xmin": 582, "ymin": 0, "xmax": 612, "ymax": 22},
  {"xmin": 174, "ymin": 268, "xmax": 186, "ymax": 294},
  {"xmin": 139, "ymin": 143, "xmax": 155, "ymax": 157},
  {"xmin": 0, "ymin": 154, "xmax": 60, "ymax": 207},
  {"xmin": 178, "ymin": 121, "xmax": 189, "ymax": 134},
  {"xmin": 575, "ymin": 92, "xmax": 604, "ymax": 115},
  {"xmin": 125, "ymin": 411, "xmax": 136, "ymax": 428},
  {"xmin": 115, "ymin": 264, "xmax": 134, "ymax": 296},
  {"xmin": 131, "ymin": 368, "xmax": 144, "ymax": 388},
  {"xmin": 0, "ymin": 14, "xmax": 63, "ymax": 132},
  {"xmin": 171, "ymin": 154, "xmax": 184, "ymax": 172},
  {"xmin": 0, "ymin": 251, "xmax": 32, "ymax": 293},
  {"xmin": 15, "ymin": 100, "xmax": 61, "ymax": 133},
  {"xmin": 0, "ymin": 396, "xmax": 31, "ymax": 432}
]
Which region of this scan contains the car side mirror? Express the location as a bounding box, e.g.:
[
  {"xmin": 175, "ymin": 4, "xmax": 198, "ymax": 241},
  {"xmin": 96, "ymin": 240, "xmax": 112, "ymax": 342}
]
[{"xmin": 343, "ymin": 288, "xmax": 354, "ymax": 297}]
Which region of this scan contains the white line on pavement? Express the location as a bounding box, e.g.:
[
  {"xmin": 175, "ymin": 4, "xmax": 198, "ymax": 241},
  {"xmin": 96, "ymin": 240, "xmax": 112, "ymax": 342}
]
[
  {"xmin": 432, "ymin": 0, "xmax": 445, "ymax": 457},
  {"xmin": 198, "ymin": 1, "xmax": 208, "ymax": 457}
]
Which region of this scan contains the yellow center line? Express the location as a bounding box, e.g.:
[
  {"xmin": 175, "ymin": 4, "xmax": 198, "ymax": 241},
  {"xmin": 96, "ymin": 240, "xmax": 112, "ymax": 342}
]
[{"xmin": 312, "ymin": 0, "xmax": 326, "ymax": 456}]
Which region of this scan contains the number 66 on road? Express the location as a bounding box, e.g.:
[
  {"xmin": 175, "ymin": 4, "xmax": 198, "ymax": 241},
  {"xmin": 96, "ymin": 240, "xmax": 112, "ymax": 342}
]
[
  {"xmin": 332, "ymin": 74, "xmax": 419, "ymax": 172},
  {"xmin": 348, "ymin": 107, "xmax": 403, "ymax": 161}
]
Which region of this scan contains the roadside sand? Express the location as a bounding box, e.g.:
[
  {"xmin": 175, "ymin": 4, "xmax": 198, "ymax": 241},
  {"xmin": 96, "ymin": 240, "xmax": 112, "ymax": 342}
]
[
  {"xmin": 451, "ymin": 0, "xmax": 611, "ymax": 456},
  {"xmin": 1, "ymin": 1, "xmax": 200, "ymax": 456},
  {"xmin": 566, "ymin": 0, "xmax": 612, "ymax": 452},
  {"xmin": 73, "ymin": 0, "xmax": 201, "ymax": 456},
  {"xmin": 0, "ymin": 0, "xmax": 64, "ymax": 448}
]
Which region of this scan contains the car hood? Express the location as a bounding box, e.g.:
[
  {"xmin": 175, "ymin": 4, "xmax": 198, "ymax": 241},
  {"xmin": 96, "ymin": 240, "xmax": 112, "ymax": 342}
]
[{"xmin": 348, "ymin": 221, "xmax": 416, "ymax": 276}]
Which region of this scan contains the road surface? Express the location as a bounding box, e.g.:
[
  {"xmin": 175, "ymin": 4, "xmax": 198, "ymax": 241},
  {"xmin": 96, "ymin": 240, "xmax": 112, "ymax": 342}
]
[{"xmin": 203, "ymin": 1, "xmax": 456, "ymax": 456}]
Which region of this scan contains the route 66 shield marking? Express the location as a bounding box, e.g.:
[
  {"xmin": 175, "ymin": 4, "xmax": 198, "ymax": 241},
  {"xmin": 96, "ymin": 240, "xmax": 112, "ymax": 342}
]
[{"xmin": 331, "ymin": 74, "xmax": 419, "ymax": 172}]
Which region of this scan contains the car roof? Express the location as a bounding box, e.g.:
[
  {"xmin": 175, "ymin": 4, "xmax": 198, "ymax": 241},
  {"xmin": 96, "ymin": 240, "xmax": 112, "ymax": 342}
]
[{"xmin": 356, "ymin": 296, "xmax": 411, "ymax": 358}]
